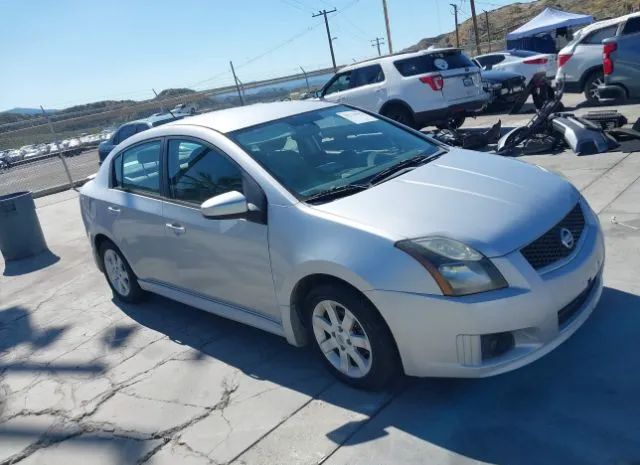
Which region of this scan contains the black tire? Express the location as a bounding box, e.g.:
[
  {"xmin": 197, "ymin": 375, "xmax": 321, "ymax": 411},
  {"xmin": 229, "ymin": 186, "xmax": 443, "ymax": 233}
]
[
  {"xmin": 532, "ymin": 83, "xmax": 555, "ymax": 110},
  {"xmin": 382, "ymin": 104, "xmax": 417, "ymax": 129},
  {"xmin": 584, "ymin": 71, "xmax": 604, "ymax": 105},
  {"xmin": 304, "ymin": 283, "xmax": 400, "ymax": 390},
  {"xmin": 99, "ymin": 240, "xmax": 145, "ymax": 303},
  {"xmin": 435, "ymin": 113, "xmax": 466, "ymax": 130}
]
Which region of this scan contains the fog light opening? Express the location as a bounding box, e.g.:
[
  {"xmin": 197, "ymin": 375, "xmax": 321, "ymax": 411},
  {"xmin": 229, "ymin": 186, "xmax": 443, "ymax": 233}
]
[{"xmin": 481, "ymin": 332, "xmax": 515, "ymax": 361}]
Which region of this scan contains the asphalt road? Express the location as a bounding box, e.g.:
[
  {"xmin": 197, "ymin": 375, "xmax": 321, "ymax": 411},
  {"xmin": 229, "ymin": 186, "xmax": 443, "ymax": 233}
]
[{"xmin": 0, "ymin": 149, "xmax": 99, "ymax": 197}]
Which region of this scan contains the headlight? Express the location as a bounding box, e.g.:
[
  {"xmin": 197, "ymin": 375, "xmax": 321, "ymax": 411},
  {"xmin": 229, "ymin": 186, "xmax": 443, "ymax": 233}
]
[{"xmin": 396, "ymin": 237, "xmax": 508, "ymax": 296}]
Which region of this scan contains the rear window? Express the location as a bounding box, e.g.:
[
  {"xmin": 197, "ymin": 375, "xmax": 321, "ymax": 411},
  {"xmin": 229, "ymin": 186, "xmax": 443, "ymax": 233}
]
[{"xmin": 394, "ymin": 51, "xmax": 475, "ymax": 76}]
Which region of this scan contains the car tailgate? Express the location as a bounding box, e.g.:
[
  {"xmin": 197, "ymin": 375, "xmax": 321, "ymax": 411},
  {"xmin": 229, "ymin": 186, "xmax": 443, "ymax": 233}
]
[{"xmin": 440, "ymin": 68, "xmax": 483, "ymax": 102}]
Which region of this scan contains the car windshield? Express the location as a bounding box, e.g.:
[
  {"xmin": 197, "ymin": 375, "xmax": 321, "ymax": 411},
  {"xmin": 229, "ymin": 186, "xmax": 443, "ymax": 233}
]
[{"xmin": 230, "ymin": 106, "xmax": 442, "ymax": 200}]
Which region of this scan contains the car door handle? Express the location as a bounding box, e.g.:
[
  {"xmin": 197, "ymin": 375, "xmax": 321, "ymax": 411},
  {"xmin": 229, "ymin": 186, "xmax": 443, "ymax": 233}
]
[
  {"xmin": 165, "ymin": 223, "xmax": 186, "ymax": 233},
  {"xmin": 107, "ymin": 206, "xmax": 120, "ymax": 213}
]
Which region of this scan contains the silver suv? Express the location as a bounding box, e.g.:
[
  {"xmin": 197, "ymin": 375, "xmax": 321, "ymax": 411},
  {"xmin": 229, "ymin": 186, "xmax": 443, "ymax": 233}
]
[
  {"xmin": 319, "ymin": 48, "xmax": 487, "ymax": 130},
  {"xmin": 556, "ymin": 12, "xmax": 640, "ymax": 103}
]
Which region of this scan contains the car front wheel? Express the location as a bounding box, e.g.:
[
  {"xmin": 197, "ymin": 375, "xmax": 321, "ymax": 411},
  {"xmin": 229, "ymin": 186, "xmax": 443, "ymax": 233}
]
[
  {"xmin": 305, "ymin": 284, "xmax": 400, "ymax": 390},
  {"xmin": 100, "ymin": 241, "xmax": 145, "ymax": 303}
]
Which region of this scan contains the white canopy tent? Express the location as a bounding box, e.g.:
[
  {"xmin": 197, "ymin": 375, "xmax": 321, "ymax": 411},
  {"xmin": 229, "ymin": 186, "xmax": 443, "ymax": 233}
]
[{"xmin": 506, "ymin": 7, "xmax": 593, "ymax": 40}]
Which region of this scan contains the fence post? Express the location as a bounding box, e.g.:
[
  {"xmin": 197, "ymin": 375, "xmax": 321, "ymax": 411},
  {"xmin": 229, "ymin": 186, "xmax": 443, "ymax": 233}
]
[{"xmin": 40, "ymin": 105, "xmax": 74, "ymax": 191}]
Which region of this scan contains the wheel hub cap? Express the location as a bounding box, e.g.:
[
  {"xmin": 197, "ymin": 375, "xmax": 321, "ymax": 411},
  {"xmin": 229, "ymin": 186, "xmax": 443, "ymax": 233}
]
[{"xmin": 312, "ymin": 300, "xmax": 372, "ymax": 378}]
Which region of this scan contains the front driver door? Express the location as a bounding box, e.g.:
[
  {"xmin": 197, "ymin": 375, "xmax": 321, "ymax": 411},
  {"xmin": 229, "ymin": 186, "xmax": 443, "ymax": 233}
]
[{"xmin": 160, "ymin": 137, "xmax": 280, "ymax": 319}]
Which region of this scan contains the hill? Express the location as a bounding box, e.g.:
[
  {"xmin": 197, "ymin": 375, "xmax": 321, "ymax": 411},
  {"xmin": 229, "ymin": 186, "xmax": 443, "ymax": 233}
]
[
  {"xmin": 405, "ymin": 0, "xmax": 637, "ymax": 51},
  {"xmin": 4, "ymin": 107, "xmax": 59, "ymax": 115}
]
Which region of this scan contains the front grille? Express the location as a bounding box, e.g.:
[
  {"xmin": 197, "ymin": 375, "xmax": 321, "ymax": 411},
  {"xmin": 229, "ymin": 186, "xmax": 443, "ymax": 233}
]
[
  {"xmin": 558, "ymin": 277, "xmax": 596, "ymax": 327},
  {"xmin": 521, "ymin": 203, "xmax": 586, "ymax": 270}
]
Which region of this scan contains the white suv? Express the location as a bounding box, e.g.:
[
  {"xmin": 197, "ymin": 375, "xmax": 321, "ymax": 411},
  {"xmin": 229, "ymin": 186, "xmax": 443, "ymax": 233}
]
[
  {"xmin": 319, "ymin": 48, "xmax": 487, "ymax": 129},
  {"xmin": 556, "ymin": 12, "xmax": 640, "ymax": 103}
]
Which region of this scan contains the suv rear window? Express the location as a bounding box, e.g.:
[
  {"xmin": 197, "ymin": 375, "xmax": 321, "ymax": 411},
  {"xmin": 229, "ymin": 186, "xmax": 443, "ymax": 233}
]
[
  {"xmin": 622, "ymin": 17, "xmax": 640, "ymax": 35},
  {"xmin": 394, "ymin": 51, "xmax": 475, "ymax": 76}
]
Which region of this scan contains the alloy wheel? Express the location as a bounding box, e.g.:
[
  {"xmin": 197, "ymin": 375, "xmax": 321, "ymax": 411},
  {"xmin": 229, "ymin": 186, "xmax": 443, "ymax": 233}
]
[
  {"xmin": 589, "ymin": 77, "xmax": 604, "ymax": 100},
  {"xmin": 312, "ymin": 300, "xmax": 373, "ymax": 378},
  {"xmin": 104, "ymin": 249, "xmax": 131, "ymax": 297}
]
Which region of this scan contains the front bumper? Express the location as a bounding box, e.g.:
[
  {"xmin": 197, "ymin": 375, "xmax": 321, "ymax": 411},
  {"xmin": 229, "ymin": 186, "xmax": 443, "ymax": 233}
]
[{"xmin": 366, "ymin": 208, "xmax": 605, "ymax": 378}]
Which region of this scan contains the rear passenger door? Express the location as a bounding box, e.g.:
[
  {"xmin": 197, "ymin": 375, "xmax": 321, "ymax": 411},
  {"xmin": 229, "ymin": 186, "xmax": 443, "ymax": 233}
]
[{"xmin": 106, "ymin": 139, "xmax": 167, "ymax": 282}]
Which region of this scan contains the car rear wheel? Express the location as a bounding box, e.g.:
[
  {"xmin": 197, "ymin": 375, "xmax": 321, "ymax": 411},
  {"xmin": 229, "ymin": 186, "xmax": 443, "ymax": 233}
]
[
  {"xmin": 305, "ymin": 284, "xmax": 400, "ymax": 390},
  {"xmin": 100, "ymin": 241, "xmax": 145, "ymax": 303},
  {"xmin": 382, "ymin": 105, "xmax": 417, "ymax": 129},
  {"xmin": 584, "ymin": 71, "xmax": 604, "ymax": 104}
]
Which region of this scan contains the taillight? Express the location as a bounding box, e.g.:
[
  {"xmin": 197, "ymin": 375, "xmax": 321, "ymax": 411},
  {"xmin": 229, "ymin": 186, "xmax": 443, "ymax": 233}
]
[
  {"xmin": 419, "ymin": 75, "xmax": 444, "ymax": 91},
  {"xmin": 558, "ymin": 54, "xmax": 572, "ymax": 67},
  {"xmin": 603, "ymin": 42, "xmax": 617, "ymax": 75},
  {"xmin": 523, "ymin": 57, "xmax": 548, "ymax": 65}
]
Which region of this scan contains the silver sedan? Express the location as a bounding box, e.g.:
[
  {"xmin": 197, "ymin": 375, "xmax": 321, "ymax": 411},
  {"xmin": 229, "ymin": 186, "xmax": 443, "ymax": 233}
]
[{"xmin": 80, "ymin": 101, "xmax": 604, "ymax": 389}]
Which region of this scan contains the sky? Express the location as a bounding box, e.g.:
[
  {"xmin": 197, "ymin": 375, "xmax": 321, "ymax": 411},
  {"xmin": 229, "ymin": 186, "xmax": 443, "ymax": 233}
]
[{"xmin": 0, "ymin": 0, "xmax": 527, "ymax": 111}]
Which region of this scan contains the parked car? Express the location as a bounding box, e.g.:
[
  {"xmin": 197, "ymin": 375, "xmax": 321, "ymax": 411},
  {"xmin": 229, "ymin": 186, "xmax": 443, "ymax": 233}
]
[
  {"xmin": 172, "ymin": 103, "xmax": 199, "ymax": 115},
  {"xmin": 474, "ymin": 50, "xmax": 556, "ymax": 108},
  {"xmin": 477, "ymin": 67, "xmax": 527, "ymax": 111},
  {"xmin": 6, "ymin": 149, "xmax": 23, "ymax": 162},
  {"xmin": 98, "ymin": 113, "xmax": 184, "ymax": 163},
  {"xmin": 597, "ymin": 23, "xmax": 640, "ymax": 102},
  {"xmin": 80, "ymin": 100, "xmax": 604, "ymax": 389},
  {"xmin": 319, "ymin": 48, "xmax": 487, "ymax": 129},
  {"xmin": 556, "ymin": 12, "xmax": 640, "ymax": 103}
]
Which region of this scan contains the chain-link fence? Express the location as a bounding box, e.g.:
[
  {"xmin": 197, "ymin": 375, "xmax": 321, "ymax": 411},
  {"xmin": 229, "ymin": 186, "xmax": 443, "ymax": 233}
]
[{"xmin": 0, "ymin": 67, "xmax": 333, "ymax": 198}]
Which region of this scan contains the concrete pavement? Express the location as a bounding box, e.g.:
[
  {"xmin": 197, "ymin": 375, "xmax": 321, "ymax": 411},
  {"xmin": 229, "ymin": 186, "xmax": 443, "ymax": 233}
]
[{"xmin": 1, "ymin": 99, "xmax": 640, "ymax": 465}]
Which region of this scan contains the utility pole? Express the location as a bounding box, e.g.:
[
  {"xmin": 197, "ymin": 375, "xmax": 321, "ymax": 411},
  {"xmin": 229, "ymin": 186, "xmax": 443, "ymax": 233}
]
[
  {"xmin": 371, "ymin": 37, "xmax": 385, "ymax": 56},
  {"xmin": 381, "ymin": 0, "xmax": 393, "ymax": 54},
  {"xmin": 229, "ymin": 60, "xmax": 245, "ymax": 106},
  {"xmin": 450, "ymin": 3, "xmax": 460, "ymax": 48},
  {"xmin": 483, "ymin": 10, "xmax": 492, "ymax": 52},
  {"xmin": 469, "ymin": 0, "xmax": 481, "ymax": 55},
  {"xmin": 313, "ymin": 9, "xmax": 338, "ymax": 72}
]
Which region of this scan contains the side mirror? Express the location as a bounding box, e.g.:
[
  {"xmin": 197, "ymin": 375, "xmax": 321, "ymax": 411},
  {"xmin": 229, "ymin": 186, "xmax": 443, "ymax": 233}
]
[
  {"xmin": 201, "ymin": 191, "xmax": 249, "ymax": 219},
  {"xmin": 315, "ymin": 89, "xmax": 324, "ymax": 99}
]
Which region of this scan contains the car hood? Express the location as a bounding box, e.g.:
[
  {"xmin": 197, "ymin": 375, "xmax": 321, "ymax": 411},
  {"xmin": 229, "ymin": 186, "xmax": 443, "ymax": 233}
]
[
  {"xmin": 481, "ymin": 70, "xmax": 525, "ymax": 82},
  {"xmin": 312, "ymin": 149, "xmax": 579, "ymax": 257}
]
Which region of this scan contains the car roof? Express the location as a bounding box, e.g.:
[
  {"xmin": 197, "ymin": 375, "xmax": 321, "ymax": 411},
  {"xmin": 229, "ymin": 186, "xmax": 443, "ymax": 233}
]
[
  {"xmin": 578, "ymin": 11, "xmax": 640, "ymax": 35},
  {"xmin": 339, "ymin": 47, "xmax": 462, "ymax": 72},
  {"xmin": 168, "ymin": 100, "xmax": 338, "ymax": 133},
  {"xmin": 122, "ymin": 113, "xmax": 178, "ymax": 127}
]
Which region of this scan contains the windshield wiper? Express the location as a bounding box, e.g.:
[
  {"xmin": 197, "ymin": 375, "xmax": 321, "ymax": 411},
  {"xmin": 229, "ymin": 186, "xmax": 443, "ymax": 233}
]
[
  {"xmin": 367, "ymin": 152, "xmax": 443, "ymax": 186},
  {"xmin": 304, "ymin": 184, "xmax": 368, "ymax": 204}
]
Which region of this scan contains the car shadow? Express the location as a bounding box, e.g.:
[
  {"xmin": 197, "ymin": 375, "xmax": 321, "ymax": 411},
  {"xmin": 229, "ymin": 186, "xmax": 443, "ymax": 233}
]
[{"xmin": 111, "ymin": 285, "xmax": 640, "ymax": 464}]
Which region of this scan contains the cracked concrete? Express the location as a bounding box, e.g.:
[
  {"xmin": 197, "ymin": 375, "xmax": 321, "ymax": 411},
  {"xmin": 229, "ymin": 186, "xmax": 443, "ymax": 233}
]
[{"xmin": 2, "ymin": 96, "xmax": 640, "ymax": 464}]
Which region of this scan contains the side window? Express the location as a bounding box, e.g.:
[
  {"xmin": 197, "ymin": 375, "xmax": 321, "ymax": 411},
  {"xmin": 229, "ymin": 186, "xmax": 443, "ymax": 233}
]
[
  {"xmin": 113, "ymin": 140, "xmax": 162, "ymax": 194},
  {"xmin": 351, "ymin": 65, "xmax": 385, "ymax": 88},
  {"xmin": 583, "ymin": 26, "xmax": 617, "ymax": 44},
  {"xmin": 622, "ymin": 17, "xmax": 640, "ymax": 35},
  {"xmin": 323, "ymin": 72, "xmax": 352, "ymax": 96},
  {"xmin": 167, "ymin": 139, "xmax": 244, "ymax": 204},
  {"xmin": 135, "ymin": 123, "xmax": 150, "ymax": 134},
  {"xmin": 113, "ymin": 125, "xmax": 136, "ymax": 145}
]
